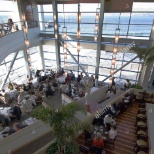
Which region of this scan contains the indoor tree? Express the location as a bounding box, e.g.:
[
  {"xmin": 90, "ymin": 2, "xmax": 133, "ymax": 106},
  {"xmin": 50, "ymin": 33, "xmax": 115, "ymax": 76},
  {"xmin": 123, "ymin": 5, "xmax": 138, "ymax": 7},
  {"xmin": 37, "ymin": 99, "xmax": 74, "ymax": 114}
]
[
  {"xmin": 31, "ymin": 101, "xmax": 91, "ymax": 154},
  {"xmin": 131, "ymin": 45, "xmax": 154, "ymax": 85}
]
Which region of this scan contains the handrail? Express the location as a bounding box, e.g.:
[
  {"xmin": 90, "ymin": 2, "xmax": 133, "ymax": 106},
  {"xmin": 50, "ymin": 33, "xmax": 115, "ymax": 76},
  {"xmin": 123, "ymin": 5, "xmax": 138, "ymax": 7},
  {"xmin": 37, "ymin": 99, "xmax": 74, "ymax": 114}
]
[{"xmin": 0, "ymin": 20, "xmax": 38, "ymax": 38}]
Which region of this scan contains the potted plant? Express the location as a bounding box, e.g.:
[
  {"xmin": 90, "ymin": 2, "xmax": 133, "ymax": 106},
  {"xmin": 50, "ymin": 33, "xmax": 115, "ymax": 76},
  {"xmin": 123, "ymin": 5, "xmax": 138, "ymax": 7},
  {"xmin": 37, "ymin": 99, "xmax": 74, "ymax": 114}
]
[{"xmin": 31, "ymin": 101, "xmax": 90, "ymax": 154}]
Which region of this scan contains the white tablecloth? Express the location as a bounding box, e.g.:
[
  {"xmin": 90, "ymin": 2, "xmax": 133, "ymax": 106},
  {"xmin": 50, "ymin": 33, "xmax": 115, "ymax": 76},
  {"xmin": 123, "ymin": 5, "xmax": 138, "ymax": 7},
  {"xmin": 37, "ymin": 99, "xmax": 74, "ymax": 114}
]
[
  {"xmin": 0, "ymin": 107, "xmax": 11, "ymax": 117},
  {"xmin": 90, "ymin": 87, "xmax": 99, "ymax": 93},
  {"xmin": 22, "ymin": 117, "xmax": 38, "ymax": 126},
  {"xmin": 57, "ymin": 76, "xmax": 65, "ymax": 83}
]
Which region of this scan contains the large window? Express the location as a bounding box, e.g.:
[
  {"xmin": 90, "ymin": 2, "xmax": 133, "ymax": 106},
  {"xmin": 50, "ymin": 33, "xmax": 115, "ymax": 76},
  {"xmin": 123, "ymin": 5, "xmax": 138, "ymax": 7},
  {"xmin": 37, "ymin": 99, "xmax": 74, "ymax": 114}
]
[{"xmin": 43, "ymin": 45, "xmax": 57, "ymax": 69}]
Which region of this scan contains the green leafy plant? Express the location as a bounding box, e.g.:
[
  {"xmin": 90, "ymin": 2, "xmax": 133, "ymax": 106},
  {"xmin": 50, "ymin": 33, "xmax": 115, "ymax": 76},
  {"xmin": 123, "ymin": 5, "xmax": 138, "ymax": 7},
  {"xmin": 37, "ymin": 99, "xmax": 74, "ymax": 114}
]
[
  {"xmin": 31, "ymin": 101, "xmax": 88, "ymax": 154},
  {"xmin": 131, "ymin": 84, "xmax": 142, "ymax": 89},
  {"xmin": 132, "ymin": 45, "xmax": 154, "ymax": 66}
]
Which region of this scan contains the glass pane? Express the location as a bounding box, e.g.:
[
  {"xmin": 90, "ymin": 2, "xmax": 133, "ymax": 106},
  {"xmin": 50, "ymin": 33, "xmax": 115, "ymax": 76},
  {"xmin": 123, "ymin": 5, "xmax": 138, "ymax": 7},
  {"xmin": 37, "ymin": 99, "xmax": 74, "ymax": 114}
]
[
  {"xmin": 80, "ymin": 3, "xmax": 99, "ymax": 12},
  {"xmin": 130, "ymin": 13, "xmax": 154, "ymax": 24},
  {"xmin": 4, "ymin": 53, "xmax": 15, "ymax": 62},
  {"xmin": 30, "ymin": 53, "xmax": 39, "ymax": 62},
  {"xmin": 16, "ymin": 51, "xmax": 24, "ymax": 59},
  {"xmin": 103, "ymin": 24, "xmax": 118, "ymax": 35},
  {"xmin": 80, "ymin": 24, "xmax": 95, "ymax": 34},
  {"xmin": 58, "ymin": 4, "xmax": 78, "ymax": 12},
  {"xmin": 104, "ymin": 13, "xmax": 120, "ymax": 24},
  {"xmin": 100, "ymin": 59, "xmax": 111, "ymax": 68},
  {"xmin": 43, "ymin": 4, "xmax": 53, "ymax": 12},
  {"xmin": 29, "ymin": 47, "xmax": 38, "ymax": 54},
  {"xmin": 120, "ymin": 13, "xmax": 130, "ymax": 24},
  {"xmin": 44, "ymin": 52, "xmax": 56, "ymax": 60},
  {"xmin": 43, "ymin": 45, "xmax": 55, "ymax": 52},
  {"xmin": 121, "ymin": 71, "xmax": 137, "ymax": 81},
  {"xmin": 99, "ymin": 68, "xmax": 110, "ymax": 76},
  {"xmin": 132, "ymin": 3, "xmax": 154, "ymax": 12},
  {"xmin": 128, "ymin": 25, "xmax": 152, "ymax": 37},
  {"xmin": 101, "ymin": 51, "xmax": 112, "ymax": 59},
  {"xmin": 58, "ymin": 13, "xmax": 76, "ymax": 23},
  {"xmin": 39, "ymin": 13, "xmax": 53, "ymax": 22},
  {"xmin": 0, "ymin": 1, "xmax": 14, "ymax": 11},
  {"xmin": 81, "ymin": 13, "xmax": 95, "ymax": 23},
  {"xmin": 0, "ymin": 65, "xmax": 7, "ymax": 76}
]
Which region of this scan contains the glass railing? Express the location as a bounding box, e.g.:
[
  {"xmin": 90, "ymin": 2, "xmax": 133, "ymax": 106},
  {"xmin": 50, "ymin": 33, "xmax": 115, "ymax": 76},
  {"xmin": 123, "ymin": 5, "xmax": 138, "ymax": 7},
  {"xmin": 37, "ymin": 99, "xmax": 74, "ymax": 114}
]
[{"xmin": 0, "ymin": 20, "xmax": 38, "ymax": 37}]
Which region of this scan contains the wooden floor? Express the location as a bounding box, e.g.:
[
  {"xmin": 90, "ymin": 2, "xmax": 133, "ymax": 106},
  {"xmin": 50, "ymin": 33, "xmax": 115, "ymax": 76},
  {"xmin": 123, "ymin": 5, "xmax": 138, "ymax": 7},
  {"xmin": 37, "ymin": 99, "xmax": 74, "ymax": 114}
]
[
  {"xmin": 78, "ymin": 102, "xmax": 138, "ymax": 154},
  {"xmin": 104, "ymin": 102, "xmax": 138, "ymax": 154}
]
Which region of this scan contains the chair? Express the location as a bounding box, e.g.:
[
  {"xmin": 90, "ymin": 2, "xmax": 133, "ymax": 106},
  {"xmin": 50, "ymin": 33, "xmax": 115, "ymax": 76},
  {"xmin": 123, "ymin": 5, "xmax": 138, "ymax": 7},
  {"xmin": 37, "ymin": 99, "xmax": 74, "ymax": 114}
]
[
  {"xmin": 137, "ymin": 130, "xmax": 147, "ymax": 136},
  {"xmin": 134, "ymin": 145, "xmax": 149, "ymax": 154},
  {"xmin": 79, "ymin": 145, "xmax": 89, "ymax": 154},
  {"xmin": 105, "ymin": 136, "xmax": 117, "ymax": 148}
]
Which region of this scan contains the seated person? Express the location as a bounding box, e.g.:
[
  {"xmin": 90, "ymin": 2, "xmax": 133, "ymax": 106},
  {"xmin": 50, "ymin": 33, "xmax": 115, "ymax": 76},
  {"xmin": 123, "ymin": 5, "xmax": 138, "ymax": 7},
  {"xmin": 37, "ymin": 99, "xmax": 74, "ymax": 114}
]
[
  {"xmin": 84, "ymin": 129, "xmax": 91, "ymax": 141},
  {"xmin": 13, "ymin": 122, "xmax": 21, "ymax": 131},
  {"xmin": 124, "ymin": 79, "xmax": 131, "ymax": 89},
  {"xmin": 69, "ymin": 70, "xmax": 75, "ymax": 80},
  {"xmin": 90, "ymin": 132, "xmax": 104, "ymax": 154},
  {"xmin": 21, "ymin": 98, "xmax": 33, "ymax": 113},
  {"xmin": 78, "ymin": 89, "xmax": 85, "ymax": 98},
  {"xmin": 104, "ymin": 114, "xmax": 115, "ymax": 131},
  {"xmin": 8, "ymin": 82, "xmax": 14, "ymax": 90},
  {"xmin": 65, "ymin": 74, "xmax": 70, "ymax": 84},
  {"xmin": 1, "ymin": 127, "xmax": 16, "ymax": 137},
  {"xmin": 77, "ymin": 75, "xmax": 81, "ymax": 84},
  {"xmin": 109, "ymin": 125, "xmax": 117, "ymax": 140},
  {"xmin": 66, "ymin": 83, "xmax": 72, "ymax": 97},
  {"xmin": 38, "ymin": 83, "xmax": 44, "ymax": 92},
  {"xmin": 92, "ymin": 116, "xmax": 104, "ymax": 126},
  {"xmin": 0, "ymin": 113, "xmax": 9, "ymax": 126},
  {"xmin": 10, "ymin": 104, "xmax": 22, "ymax": 120},
  {"xmin": 46, "ymin": 84, "xmax": 54, "ymax": 97}
]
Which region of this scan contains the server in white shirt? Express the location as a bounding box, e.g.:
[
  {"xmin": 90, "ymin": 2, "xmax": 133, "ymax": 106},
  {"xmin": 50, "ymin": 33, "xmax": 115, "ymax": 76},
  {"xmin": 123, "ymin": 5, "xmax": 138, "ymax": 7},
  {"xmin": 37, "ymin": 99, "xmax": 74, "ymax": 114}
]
[
  {"xmin": 104, "ymin": 114, "xmax": 115, "ymax": 131},
  {"xmin": 109, "ymin": 125, "xmax": 117, "ymax": 140}
]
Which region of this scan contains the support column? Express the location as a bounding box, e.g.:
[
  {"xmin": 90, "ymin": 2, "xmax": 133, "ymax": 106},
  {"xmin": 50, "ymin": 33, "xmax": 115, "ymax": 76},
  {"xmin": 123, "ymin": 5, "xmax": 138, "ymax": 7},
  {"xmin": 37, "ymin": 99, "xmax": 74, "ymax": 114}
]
[
  {"xmin": 52, "ymin": 0, "xmax": 61, "ymax": 68},
  {"xmin": 1, "ymin": 51, "xmax": 19, "ymax": 90},
  {"xmin": 95, "ymin": 0, "xmax": 105, "ymax": 76},
  {"xmin": 37, "ymin": 44, "xmax": 45, "ymax": 70},
  {"xmin": 23, "ymin": 49, "xmax": 31, "ymax": 78},
  {"xmin": 40, "ymin": 5, "xmax": 45, "ymax": 30}
]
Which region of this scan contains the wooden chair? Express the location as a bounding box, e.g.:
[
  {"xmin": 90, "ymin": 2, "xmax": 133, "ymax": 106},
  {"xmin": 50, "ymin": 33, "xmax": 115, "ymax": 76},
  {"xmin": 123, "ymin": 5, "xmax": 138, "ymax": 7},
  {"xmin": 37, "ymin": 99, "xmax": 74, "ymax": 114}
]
[
  {"xmin": 134, "ymin": 145, "xmax": 149, "ymax": 154},
  {"xmin": 104, "ymin": 135, "xmax": 117, "ymax": 148}
]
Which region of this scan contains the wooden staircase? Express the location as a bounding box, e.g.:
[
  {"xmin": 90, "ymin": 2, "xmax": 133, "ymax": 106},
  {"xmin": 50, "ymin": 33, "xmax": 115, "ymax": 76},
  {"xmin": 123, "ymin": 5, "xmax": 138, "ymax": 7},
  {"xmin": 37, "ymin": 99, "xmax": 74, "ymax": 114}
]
[{"xmin": 78, "ymin": 102, "xmax": 139, "ymax": 154}]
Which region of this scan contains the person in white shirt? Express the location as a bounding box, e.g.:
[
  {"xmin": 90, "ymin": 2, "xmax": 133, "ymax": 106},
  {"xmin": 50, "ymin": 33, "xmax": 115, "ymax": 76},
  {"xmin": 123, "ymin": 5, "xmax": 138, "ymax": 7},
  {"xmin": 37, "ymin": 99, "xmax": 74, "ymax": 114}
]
[
  {"xmin": 109, "ymin": 125, "xmax": 117, "ymax": 140},
  {"xmin": 104, "ymin": 114, "xmax": 115, "ymax": 131}
]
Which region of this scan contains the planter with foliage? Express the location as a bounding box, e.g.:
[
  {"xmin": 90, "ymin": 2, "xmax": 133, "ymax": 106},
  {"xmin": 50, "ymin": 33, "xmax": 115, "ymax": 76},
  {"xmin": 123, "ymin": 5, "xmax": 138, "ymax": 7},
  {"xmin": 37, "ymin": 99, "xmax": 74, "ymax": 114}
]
[
  {"xmin": 31, "ymin": 101, "xmax": 92, "ymax": 154},
  {"xmin": 131, "ymin": 84, "xmax": 142, "ymax": 89}
]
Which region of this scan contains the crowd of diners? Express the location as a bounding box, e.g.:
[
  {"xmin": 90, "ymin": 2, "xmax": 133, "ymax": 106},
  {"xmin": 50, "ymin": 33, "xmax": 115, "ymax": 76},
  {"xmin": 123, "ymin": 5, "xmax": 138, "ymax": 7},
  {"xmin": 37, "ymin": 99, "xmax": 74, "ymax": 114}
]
[
  {"xmin": 0, "ymin": 68, "xmax": 100, "ymax": 139},
  {"xmin": 79, "ymin": 90, "xmax": 136, "ymax": 154}
]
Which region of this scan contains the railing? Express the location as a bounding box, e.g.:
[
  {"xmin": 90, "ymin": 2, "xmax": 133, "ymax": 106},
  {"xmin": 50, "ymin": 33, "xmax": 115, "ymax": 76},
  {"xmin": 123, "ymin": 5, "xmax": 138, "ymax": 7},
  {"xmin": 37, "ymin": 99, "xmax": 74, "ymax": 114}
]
[{"xmin": 0, "ymin": 20, "xmax": 38, "ymax": 37}]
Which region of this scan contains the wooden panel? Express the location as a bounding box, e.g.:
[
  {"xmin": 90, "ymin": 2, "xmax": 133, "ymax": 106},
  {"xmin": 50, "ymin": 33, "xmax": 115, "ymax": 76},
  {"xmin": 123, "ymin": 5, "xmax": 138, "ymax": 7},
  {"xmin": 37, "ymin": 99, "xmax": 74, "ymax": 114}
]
[{"xmin": 104, "ymin": 0, "xmax": 133, "ymax": 12}]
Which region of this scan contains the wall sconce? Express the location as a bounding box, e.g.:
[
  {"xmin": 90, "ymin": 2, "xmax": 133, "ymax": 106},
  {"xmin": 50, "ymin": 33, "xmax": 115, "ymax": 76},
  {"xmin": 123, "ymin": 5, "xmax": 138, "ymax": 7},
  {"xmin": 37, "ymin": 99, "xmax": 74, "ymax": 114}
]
[
  {"xmin": 77, "ymin": 42, "xmax": 80, "ymax": 52},
  {"xmin": 55, "ymin": 33, "xmax": 58, "ymax": 39},
  {"xmin": 23, "ymin": 27, "xmax": 28, "ymax": 34},
  {"xmin": 25, "ymin": 39, "xmax": 30, "ymax": 46},
  {"xmin": 115, "ymin": 34, "xmax": 119, "ymax": 43},
  {"xmin": 109, "ymin": 78, "xmax": 112, "ymax": 85},
  {"xmin": 113, "ymin": 47, "xmax": 118, "ymax": 54},
  {"xmin": 54, "ymin": 15, "xmax": 56, "ymax": 21},
  {"xmin": 22, "ymin": 14, "xmax": 26, "ymax": 21},
  {"xmin": 112, "ymin": 58, "xmax": 116, "ymax": 65},
  {"xmin": 95, "ymin": 25, "xmax": 98, "ymax": 32},
  {"xmin": 62, "ymin": 27, "xmax": 67, "ymax": 39},
  {"xmin": 94, "ymin": 36, "xmax": 97, "ymax": 41},
  {"xmin": 28, "ymin": 57, "xmax": 31, "ymax": 62},
  {"xmin": 77, "ymin": 13, "xmax": 81, "ymax": 23},
  {"xmin": 54, "ymin": 24, "xmax": 57, "ymax": 30},
  {"xmin": 64, "ymin": 53, "xmax": 67, "ymax": 59},
  {"xmin": 110, "ymin": 69, "xmax": 114, "ymax": 75},
  {"xmin": 26, "ymin": 49, "xmax": 30, "ymax": 54},
  {"xmin": 96, "ymin": 8, "xmax": 100, "ymax": 21},
  {"xmin": 77, "ymin": 29, "xmax": 80, "ymax": 39},
  {"xmin": 64, "ymin": 42, "xmax": 67, "ymax": 49}
]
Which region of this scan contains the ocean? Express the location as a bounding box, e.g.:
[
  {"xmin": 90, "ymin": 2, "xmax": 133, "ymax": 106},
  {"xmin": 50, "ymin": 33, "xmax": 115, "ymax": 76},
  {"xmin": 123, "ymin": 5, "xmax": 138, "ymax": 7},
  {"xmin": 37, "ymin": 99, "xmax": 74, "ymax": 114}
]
[{"xmin": 1, "ymin": 14, "xmax": 153, "ymax": 36}]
